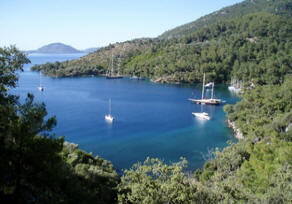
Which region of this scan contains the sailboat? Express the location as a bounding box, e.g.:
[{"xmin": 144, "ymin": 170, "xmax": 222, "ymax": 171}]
[
  {"xmin": 38, "ymin": 71, "xmax": 44, "ymax": 91},
  {"xmin": 189, "ymin": 73, "xmax": 221, "ymax": 105},
  {"xmin": 106, "ymin": 53, "xmax": 123, "ymax": 79},
  {"xmin": 105, "ymin": 99, "xmax": 114, "ymax": 122}
]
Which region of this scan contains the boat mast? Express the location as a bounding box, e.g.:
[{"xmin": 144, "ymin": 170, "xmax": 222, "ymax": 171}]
[
  {"xmin": 40, "ymin": 71, "xmax": 42, "ymax": 87},
  {"xmin": 109, "ymin": 52, "xmax": 114, "ymax": 76},
  {"xmin": 111, "ymin": 53, "xmax": 114, "ymax": 77},
  {"xmin": 109, "ymin": 99, "xmax": 111, "ymax": 115},
  {"xmin": 211, "ymin": 82, "xmax": 214, "ymax": 99},
  {"xmin": 117, "ymin": 57, "xmax": 121, "ymax": 76},
  {"xmin": 201, "ymin": 73, "xmax": 205, "ymax": 99}
]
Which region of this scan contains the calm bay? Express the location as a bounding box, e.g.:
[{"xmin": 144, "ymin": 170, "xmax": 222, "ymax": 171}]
[{"xmin": 13, "ymin": 53, "xmax": 239, "ymax": 172}]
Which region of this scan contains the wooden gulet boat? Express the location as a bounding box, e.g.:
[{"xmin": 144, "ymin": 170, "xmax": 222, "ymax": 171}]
[{"xmin": 189, "ymin": 73, "xmax": 221, "ymax": 105}]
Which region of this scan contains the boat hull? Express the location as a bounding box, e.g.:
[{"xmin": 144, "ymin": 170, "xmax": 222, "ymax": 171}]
[
  {"xmin": 192, "ymin": 112, "xmax": 210, "ymax": 120},
  {"xmin": 189, "ymin": 98, "xmax": 221, "ymax": 105},
  {"xmin": 105, "ymin": 114, "xmax": 114, "ymax": 122},
  {"xmin": 106, "ymin": 76, "xmax": 123, "ymax": 79},
  {"xmin": 38, "ymin": 86, "xmax": 44, "ymax": 91}
]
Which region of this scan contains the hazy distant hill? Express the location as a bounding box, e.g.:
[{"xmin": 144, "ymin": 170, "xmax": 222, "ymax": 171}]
[
  {"xmin": 28, "ymin": 43, "xmax": 82, "ymax": 54},
  {"xmin": 26, "ymin": 43, "xmax": 100, "ymax": 54}
]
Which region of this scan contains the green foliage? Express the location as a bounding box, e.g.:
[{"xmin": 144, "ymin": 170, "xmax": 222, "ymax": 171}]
[
  {"xmin": 0, "ymin": 46, "xmax": 119, "ymax": 204},
  {"xmin": 32, "ymin": 12, "xmax": 292, "ymax": 86},
  {"xmin": 223, "ymin": 104, "xmax": 234, "ymax": 115},
  {"xmin": 211, "ymin": 76, "xmax": 292, "ymax": 202},
  {"xmin": 118, "ymin": 157, "xmax": 197, "ymax": 204},
  {"xmin": 159, "ymin": 0, "xmax": 292, "ymax": 39},
  {"xmin": 31, "ymin": 38, "xmax": 154, "ymax": 77},
  {"xmin": 0, "ymin": 46, "xmax": 30, "ymax": 90},
  {"xmin": 228, "ymin": 77, "xmax": 292, "ymax": 140},
  {"xmin": 61, "ymin": 142, "xmax": 119, "ymax": 204},
  {"xmin": 240, "ymin": 141, "xmax": 292, "ymax": 194},
  {"xmin": 3, "ymin": 1, "xmax": 292, "ymax": 202},
  {"xmin": 119, "ymin": 77, "xmax": 292, "ymax": 203},
  {"xmin": 123, "ymin": 13, "xmax": 292, "ymax": 84}
]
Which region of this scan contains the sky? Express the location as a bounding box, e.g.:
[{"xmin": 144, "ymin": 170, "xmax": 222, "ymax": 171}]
[{"xmin": 0, "ymin": 0, "xmax": 243, "ymax": 50}]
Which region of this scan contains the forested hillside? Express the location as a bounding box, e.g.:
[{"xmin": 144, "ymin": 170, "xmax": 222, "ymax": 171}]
[
  {"xmin": 0, "ymin": 47, "xmax": 118, "ymax": 204},
  {"xmin": 31, "ymin": 38, "xmax": 155, "ymax": 77},
  {"xmin": 122, "ymin": 13, "xmax": 292, "ymax": 84},
  {"xmin": 5, "ymin": 0, "xmax": 292, "ymax": 202},
  {"xmin": 117, "ymin": 76, "xmax": 292, "ymax": 203},
  {"xmin": 2, "ymin": 46, "xmax": 292, "ymax": 203},
  {"xmin": 159, "ymin": 0, "xmax": 292, "ymax": 39},
  {"xmin": 31, "ymin": 0, "xmax": 292, "ymax": 86}
]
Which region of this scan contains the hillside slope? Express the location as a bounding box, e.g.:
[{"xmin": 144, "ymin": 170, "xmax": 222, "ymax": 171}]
[
  {"xmin": 31, "ymin": 0, "xmax": 292, "ymax": 85},
  {"xmin": 159, "ymin": 0, "xmax": 292, "ymax": 39},
  {"xmin": 31, "ymin": 38, "xmax": 155, "ymax": 77},
  {"xmin": 122, "ymin": 13, "xmax": 292, "ymax": 84}
]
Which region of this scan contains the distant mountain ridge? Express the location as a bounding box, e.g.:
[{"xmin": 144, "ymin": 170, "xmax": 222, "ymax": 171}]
[{"xmin": 27, "ymin": 43, "xmax": 99, "ymax": 54}]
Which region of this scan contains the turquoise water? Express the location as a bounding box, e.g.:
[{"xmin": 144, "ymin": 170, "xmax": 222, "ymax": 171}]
[{"xmin": 14, "ymin": 53, "xmax": 239, "ymax": 172}]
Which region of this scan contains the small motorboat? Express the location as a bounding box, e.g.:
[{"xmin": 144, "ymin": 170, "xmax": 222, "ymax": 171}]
[{"xmin": 192, "ymin": 112, "xmax": 210, "ymax": 120}]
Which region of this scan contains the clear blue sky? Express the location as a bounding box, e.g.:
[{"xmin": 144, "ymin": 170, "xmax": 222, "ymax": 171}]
[{"xmin": 0, "ymin": 0, "xmax": 243, "ymax": 50}]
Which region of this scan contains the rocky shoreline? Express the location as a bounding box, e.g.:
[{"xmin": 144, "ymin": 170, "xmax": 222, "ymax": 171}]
[
  {"xmin": 227, "ymin": 119, "xmax": 244, "ymax": 140},
  {"xmin": 151, "ymin": 75, "xmax": 181, "ymax": 84}
]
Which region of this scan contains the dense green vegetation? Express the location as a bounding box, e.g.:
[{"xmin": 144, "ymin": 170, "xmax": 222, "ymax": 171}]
[
  {"xmin": 31, "ymin": 38, "xmax": 154, "ymax": 77},
  {"xmin": 159, "ymin": 0, "xmax": 292, "ymax": 39},
  {"xmin": 4, "ymin": 0, "xmax": 292, "ymax": 203},
  {"xmin": 3, "ymin": 46, "xmax": 292, "ymax": 202},
  {"xmin": 0, "ymin": 46, "xmax": 118, "ymax": 204},
  {"xmin": 117, "ymin": 76, "xmax": 292, "ymax": 203},
  {"xmin": 32, "ymin": 10, "xmax": 292, "ymax": 85},
  {"xmin": 123, "ymin": 13, "xmax": 292, "ymax": 84}
]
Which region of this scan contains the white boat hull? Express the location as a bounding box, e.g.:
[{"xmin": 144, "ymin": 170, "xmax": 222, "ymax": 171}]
[
  {"xmin": 192, "ymin": 112, "xmax": 210, "ymax": 120},
  {"xmin": 189, "ymin": 98, "xmax": 221, "ymax": 105},
  {"xmin": 105, "ymin": 114, "xmax": 114, "ymax": 122},
  {"xmin": 38, "ymin": 86, "xmax": 44, "ymax": 91}
]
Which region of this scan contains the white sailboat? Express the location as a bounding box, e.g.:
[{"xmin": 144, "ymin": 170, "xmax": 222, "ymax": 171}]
[
  {"xmin": 38, "ymin": 72, "xmax": 44, "ymax": 91},
  {"xmin": 105, "ymin": 99, "xmax": 114, "ymax": 122}
]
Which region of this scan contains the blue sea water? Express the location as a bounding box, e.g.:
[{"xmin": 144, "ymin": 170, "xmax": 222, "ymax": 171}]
[{"xmin": 13, "ymin": 53, "xmax": 240, "ymax": 172}]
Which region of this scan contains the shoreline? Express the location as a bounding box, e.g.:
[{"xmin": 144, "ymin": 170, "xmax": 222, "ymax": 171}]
[{"xmin": 227, "ymin": 119, "xmax": 243, "ymax": 140}]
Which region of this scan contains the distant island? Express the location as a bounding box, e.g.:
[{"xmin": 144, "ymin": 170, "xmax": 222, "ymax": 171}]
[{"xmin": 26, "ymin": 42, "xmax": 99, "ymax": 54}]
